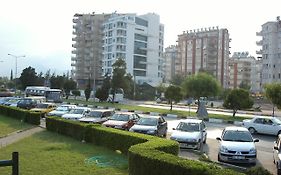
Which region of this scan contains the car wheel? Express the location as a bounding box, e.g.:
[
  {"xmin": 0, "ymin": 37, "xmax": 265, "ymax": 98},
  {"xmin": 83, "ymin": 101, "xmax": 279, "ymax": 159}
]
[
  {"xmin": 278, "ymin": 130, "xmax": 281, "ymax": 136},
  {"xmin": 218, "ymin": 154, "xmax": 222, "ymax": 162},
  {"xmin": 248, "ymin": 127, "xmax": 256, "ymax": 134},
  {"xmin": 203, "ymin": 136, "xmax": 207, "ymax": 144},
  {"xmin": 163, "ymin": 132, "xmax": 167, "ymax": 138}
]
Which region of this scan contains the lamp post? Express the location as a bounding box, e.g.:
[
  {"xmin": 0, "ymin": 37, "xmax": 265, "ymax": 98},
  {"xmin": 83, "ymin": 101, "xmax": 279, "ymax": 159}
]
[{"xmin": 8, "ymin": 54, "xmax": 26, "ymax": 92}]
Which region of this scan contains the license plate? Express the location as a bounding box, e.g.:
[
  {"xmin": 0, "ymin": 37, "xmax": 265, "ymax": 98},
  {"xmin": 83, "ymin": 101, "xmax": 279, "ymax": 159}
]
[
  {"xmin": 233, "ymin": 156, "xmax": 245, "ymax": 160},
  {"xmin": 180, "ymin": 143, "xmax": 188, "ymax": 147}
]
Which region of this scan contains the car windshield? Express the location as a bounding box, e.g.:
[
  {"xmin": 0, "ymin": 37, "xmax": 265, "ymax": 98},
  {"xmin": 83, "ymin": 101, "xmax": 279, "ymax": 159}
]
[
  {"xmin": 69, "ymin": 109, "xmax": 84, "ymax": 114},
  {"xmin": 176, "ymin": 122, "xmax": 200, "ymax": 132},
  {"xmin": 273, "ymin": 118, "xmax": 281, "ymax": 125},
  {"xmin": 56, "ymin": 106, "xmax": 69, "ymax": 111},
  {"xmin": 109, "ymin": 114, "xmax": 129, "ymax": 121},
  {"xmin": 222, "ymin": 130, "xmax": 253, "ymax": 142},
  {"xmin": 137, "ymin": 118, "xmax": 157, "ymax": 126},
  {"xmin": 36, "ymin": 104, "xmax": 49, "ymax": 108},
  {"xmin": 86, "ymin": 111, "xmax": 102, "ymax": 118}
]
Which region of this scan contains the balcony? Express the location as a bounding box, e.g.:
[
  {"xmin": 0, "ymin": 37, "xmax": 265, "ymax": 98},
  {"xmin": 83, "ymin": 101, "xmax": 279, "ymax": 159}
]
[
  {"xmin": 256, "ymin": 40, "xmax": 263, "ymax": 45},
  {"xmin": 256, "ymin": 31, "xmax": 262, "ymax": 36},
  {"xmin": 256, "ymin": 49, "xmax": 263, "ymax": 55}
]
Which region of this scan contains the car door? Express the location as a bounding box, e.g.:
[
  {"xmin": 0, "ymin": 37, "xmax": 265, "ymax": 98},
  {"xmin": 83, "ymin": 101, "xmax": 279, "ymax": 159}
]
[
  {"xmin": 252, "ymin": 118, "xmax": 266, "ymax": 134},
  {"xmin": 262, "ymin": 118, "xmax": 276, "ymax": 135}
]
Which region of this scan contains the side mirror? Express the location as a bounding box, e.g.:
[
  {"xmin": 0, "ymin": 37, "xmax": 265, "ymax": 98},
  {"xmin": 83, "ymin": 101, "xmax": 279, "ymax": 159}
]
[
  {"xmin": 254, "ymin": 139, "xmax": 259, "ymax": 142},
  {"xmin": 216, "ymin": 137, "xmax": 221, "ymax": 141}
]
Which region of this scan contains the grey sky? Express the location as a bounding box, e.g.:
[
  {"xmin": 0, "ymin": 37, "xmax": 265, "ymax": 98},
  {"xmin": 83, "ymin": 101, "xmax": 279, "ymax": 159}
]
[{"xmin": 0, "ymin": 0, "xmax": 280, "ymax": 77}]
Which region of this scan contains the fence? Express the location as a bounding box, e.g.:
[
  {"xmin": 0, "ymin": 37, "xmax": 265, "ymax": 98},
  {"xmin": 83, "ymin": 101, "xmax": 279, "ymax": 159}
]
[{"xmin": 0, "ymin": 152, "xmax": 19, "ymax": 175}]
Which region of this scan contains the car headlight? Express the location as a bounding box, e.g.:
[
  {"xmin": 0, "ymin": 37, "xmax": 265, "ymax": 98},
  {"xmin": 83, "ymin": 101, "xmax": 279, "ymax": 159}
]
[
  {"xmin": 147, "ymin": 130, "xmax": 156, "ymax": 134},
  {"xmin": 220, "ymin": 146, "xmax": 228, "ymax": 153},
  {"xmin": 189, "ymin": 138, "xmax": 198, "ymax": 142},
  {"xmin": 249, "ymin": 148, "xmax": 256, "ymax": 154}
]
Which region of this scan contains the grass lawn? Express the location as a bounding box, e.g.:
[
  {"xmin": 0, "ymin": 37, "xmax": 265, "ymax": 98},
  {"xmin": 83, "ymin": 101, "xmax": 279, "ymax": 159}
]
[
  {"xmin": 0, "ymin": 115, "xmax": 33, "ymax": 137},
  {"xmin": 64, "ymin": 99, "xmax": 250, "ymax": 122},
  {"xmin": 0, "ymin": 131, "xmax": 128, "ymax": 175}
]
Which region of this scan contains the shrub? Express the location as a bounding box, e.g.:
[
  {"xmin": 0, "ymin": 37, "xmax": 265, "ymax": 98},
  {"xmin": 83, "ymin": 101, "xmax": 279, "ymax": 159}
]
[
  {"xmin": 46, "ymin": 117, "xmax": 242, "ymax": 175},
  {"xmin": 245, "ymin": 166, "xmax": 272, "ymax": 175}
]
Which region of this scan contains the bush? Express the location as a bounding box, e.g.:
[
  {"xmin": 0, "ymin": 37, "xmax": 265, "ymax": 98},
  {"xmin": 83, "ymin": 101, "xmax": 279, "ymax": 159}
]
[
  {"xmin": 245, "ymin": 166, "xmax": 272, "ymax": 175},
  {"xmin": 46, "ymin": 117, "xmax": 242, "ymax": 175},
  {"xmin": 0, "ymin": 105, "xmax": 41, "ymax": 125}
]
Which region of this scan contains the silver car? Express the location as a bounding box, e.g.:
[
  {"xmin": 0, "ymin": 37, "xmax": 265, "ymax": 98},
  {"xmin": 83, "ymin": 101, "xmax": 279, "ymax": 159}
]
[
  {"xmin": 170, "ymin": 119, "xmax": 207, "ymax": 150},
  {"xmin": 216, "ymin": 126, "xmax": 259, "ymax": 165},
  {"xmin": 273, "ymin": 134, "xmax": 281, "ymax": 175},
  {"xmin": 78, "ymin": 109, "xmax": 114, "ymax": 124},
  {"xmin": 242, "ymin": 116, "xmax": 281, "ymax": 136}
]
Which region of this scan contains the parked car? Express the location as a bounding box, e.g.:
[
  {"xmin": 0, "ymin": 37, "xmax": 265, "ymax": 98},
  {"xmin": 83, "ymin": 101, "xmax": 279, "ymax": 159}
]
[
  {"xmin": 170, "ymin": 118, "xmax": 207, "ymax": 150},
  {"xmin": 17, "ymin": 97, "xmax": 43, "ymax": 110},
  {"xmin": 242, "ymin": 116, "xmax": 281, "ymax": 136},
  {"xmin": 216, "ymin": 126, "xmax": 259, "ymax": 165},
  {"xmin": 129, "ymin": 115, "xmax": 167, "ymax": 137},
  {"xmin": 0, "ymin": 97, "xmax": 14, "ymax": 105},
  {"xmin": 61, "ymin": 107, "xmax": 91, "ymax": 120},
  {"xmin": 102, "ymin": 112, "xmax": 140, "ymax": 130},
  {"xmin": 273, "ymin": 134, "xmax": 281, "ymax": 175},
  {"xmin": 3, "ymin": 97, "xmax": 21, "ymax": 107},
  {"xmin": 47, "ymin": 104, "xmax": 77, "ymax": 117},
  {"xmin": 78, "ymin": 109, "xmax": 114, "ymax": 123},
  {"xmin": 30, "ymin": 103, "xmax": 57, "ymax": 114}
]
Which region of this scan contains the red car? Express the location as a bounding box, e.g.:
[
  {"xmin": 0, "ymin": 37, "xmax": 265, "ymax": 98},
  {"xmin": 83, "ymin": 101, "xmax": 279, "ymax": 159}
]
[{"xmin": 102, "ymin": 112, "xmax": 140, "ymax": 130}]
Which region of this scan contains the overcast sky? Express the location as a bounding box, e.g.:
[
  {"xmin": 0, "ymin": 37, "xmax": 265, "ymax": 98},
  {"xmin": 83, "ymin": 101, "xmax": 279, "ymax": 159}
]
[{"xmin": 0, "ymin": 0, "xmax": 280, "ymax": 77}]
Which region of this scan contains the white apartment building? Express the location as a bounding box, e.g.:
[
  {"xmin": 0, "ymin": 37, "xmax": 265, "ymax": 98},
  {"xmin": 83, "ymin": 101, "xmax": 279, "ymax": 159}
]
[
  {"xmin": 177, "ymin": 27, "xmax": 230, "ymax": 88},
  {"xmin": 229, "ymin": 52, "xmax": 262, "ymax": 93},
  {"xmin": 163, "ymin": 45, "xmax": 178, "ymax": 82},
  {"xmin": 71, "ymin": 13, "xmax": 110, "ymax": 88},
  {"xmin": 102, "ymin": 13, "xmax": 164, "ymax": 86},
  {"xmin": 257, "ymin": 16, "xmax": 281, "ymax": 86}
]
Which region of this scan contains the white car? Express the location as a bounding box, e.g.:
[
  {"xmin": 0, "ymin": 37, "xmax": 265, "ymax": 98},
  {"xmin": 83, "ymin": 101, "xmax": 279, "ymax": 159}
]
[
  {"xmin": 216, "ymin": 126, "xmax": 259, "ymax": 165},
  {"xmin": 170, "ymin": 118, "xmax": 207, "ymax": 150},
  {"xmin": 78, "ymin": 109, "xmax": 114, "ymax": 123},
  {"xmin": 61, "ymin": 107, "xmax": 91, "ymax": 120},
  {"xmin": 47, "ymin": 104, "xmax": 77, "ymax": 117},
  {"xmin": 242, "ymin": 116, "xmax": 281, "ymax": 136}
]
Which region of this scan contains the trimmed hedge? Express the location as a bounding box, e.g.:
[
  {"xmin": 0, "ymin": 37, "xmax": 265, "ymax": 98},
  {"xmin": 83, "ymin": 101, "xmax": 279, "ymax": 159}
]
[
  {"xmin": 0, "ymin": 105, "xmax": 41, "ymax": 125},
  {"xmin": 46, "ymin": 116, "xmax": 244, "ymax": 175}
]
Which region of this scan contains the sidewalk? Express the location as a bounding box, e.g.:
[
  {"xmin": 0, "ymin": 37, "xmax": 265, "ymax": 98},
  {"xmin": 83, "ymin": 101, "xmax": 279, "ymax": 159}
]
[{"xmin": 0, "ymin": 127, "xmax": 44, "ymax": 148}]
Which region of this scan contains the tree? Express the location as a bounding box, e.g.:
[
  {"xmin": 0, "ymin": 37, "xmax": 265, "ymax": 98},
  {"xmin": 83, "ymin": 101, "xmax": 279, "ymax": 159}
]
[
  {"xmin": 164, "ymin": 85, "xmax": 182, "ymax": 110},
  {"xmin": 170, "ymin": 74, "xmax": 185, "ymax": 86},
  {"xmin": 223, "ymin": 89, "xmax": 253, "ymax": 117},
  {"xmin": 155, "ymin": 83, "xmax": 166, "ymax": 98},
  {"xmin": 84, "ymin": 78, "xmax": 91, "ymax": 101},
  {"xmin": 72, "ymin": 90, "xmax": 81, "ymax": 99},
  {"xmin": 49, "ymin": 74, "xmax": 65, "ymax": 89},
  {"xmin": 182, "ymin": 73, "xmax": 220, "ymax": 110},
  {"xmin": 19, "ymin": 66, "xmax": 39, "ymax": 90},
  {"xmin": 64, "ymin": 78, "xmax": 77, "ymax": 99},
  {"xmin": 239, "ymin": 81, "xmax": 251, "ymax": 90},
  {"xmin": 95, "ymin": 74, "xmax": 111, "ymax": 101},
  {"xmin": 111, "ymin": 58, "xmax": 127, "ymax": 102},
  {"xmin": 264, "ymin": 83, "xmax": 281, "ymax": 117}
]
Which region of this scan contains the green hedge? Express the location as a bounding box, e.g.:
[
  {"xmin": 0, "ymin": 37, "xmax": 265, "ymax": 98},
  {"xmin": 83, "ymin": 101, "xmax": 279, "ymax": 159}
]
[
  {"xmin": 0, "ymin": 105, "xmax": 41, "ymax": 125},
  {"xmin": 46, "ymin": 116, "xmax": 243, "ymax": 175}
]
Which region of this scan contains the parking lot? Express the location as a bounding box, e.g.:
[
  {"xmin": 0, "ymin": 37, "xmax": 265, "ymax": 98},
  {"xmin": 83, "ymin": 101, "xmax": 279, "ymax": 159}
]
[{"xmin": 166, "ymin": 118, "xmax": 276, "ymax": 174}]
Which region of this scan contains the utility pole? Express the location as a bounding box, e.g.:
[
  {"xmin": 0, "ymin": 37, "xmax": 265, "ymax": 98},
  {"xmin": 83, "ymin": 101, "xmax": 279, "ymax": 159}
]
[{"xmin": 8, "ymin": 54, "xmax": 26, "ymax": 93}]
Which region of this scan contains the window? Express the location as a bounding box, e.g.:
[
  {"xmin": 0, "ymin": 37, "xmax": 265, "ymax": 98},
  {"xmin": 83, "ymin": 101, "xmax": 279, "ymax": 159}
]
[
  {"xmin": 134, "ymin": 70, "xmax": 146, "ymax": 76},
  {"xmin": 135, "ymin": 34, "xmax": 147, "ymax": 41},
  {"xmin": 254, "ymin": 118, "xmax": 263, "ymax": 124},
  {"xmin": 135, "ymin": 17, "xmax": 148, "ymax": 27}
]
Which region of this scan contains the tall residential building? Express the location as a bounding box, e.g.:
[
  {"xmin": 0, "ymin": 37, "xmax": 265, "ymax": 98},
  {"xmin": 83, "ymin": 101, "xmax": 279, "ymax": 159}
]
[
  {"xmin": 177, "ymin": 27, "xmax": 230, "ymax": 88},
  {"xmin": 163, "ymin": 45, "xmax": 178, "ymax": 82},
  {"xmin": 257, "ymin": 16, "xmax": 281, "ymax": 86},
  {"xmin": 228, "ymin": 52, "xmax": 262, "ymax": 93},
  {"xmin": 71, "ymin": 13, "xmax": 110, "ymax": 88},
  {"xmin": 102, "ymin": 13, "xmax": 164, "ymax": 86}
]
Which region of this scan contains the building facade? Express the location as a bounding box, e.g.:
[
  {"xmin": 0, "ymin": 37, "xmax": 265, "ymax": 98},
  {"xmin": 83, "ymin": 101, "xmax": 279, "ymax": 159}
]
[
  {"xmin": 177, "ymin": 27, "xmax": 230, "ymax": 88},
  {"xmin": 228, "ymin": 52, "xmax": 262, "ymax": 93},
  {"xmin": 257, "ymin": 16, "xmax": 281, "ymax": 86},
  {"xmin": 71, "ymin": 13, "xmax": 110, "ymax": 88},
  {"xmin": 163, "ymin": 45, "xmax": 178, "ymax": 82},
  {"xmin": 102, "ymin": 13, "xmax": 164, "ymax": 86}
]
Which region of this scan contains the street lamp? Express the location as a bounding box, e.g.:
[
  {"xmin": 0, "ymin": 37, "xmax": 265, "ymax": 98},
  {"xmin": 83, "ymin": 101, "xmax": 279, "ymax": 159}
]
[{"xmin": 8, "ymin": 54, "xmax": 26, "ymax": 92}]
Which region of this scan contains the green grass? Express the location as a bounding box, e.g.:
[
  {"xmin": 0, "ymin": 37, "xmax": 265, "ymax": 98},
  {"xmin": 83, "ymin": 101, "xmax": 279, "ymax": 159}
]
[
  {"xmin": 0, "ymin": 131, "xmax": 128, "ymax": 175},
  {"xmin": 64, "ymin": 99, "xmax": 250, "ymax": 121},
  {"xmin": 0, "ymin": 115, "xmax": 33, "ymax": 137}
]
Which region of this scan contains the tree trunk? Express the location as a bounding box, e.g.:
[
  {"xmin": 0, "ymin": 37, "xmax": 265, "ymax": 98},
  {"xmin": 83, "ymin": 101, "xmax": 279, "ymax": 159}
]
[
  {"xmin": 233, "ymin": 109, "xmax": 237, "ymax": 117},
  {"xmin": 273, "ymin": 105, "xmax": 275, "ymax": 117},
  {"xmin": 170, "ymin": 101, "xmax": 172, "ymax": 111}
]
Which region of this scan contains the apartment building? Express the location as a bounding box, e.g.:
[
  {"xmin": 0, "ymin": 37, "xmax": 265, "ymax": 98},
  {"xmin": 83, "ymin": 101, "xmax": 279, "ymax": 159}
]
[
  {"xmin": 228, "ymin": 52, "xmax": 262, "ymax": 93},
  {"xmin": 163, "ymin": 45, "xmax": 178, "ymax": 82},
  {"xmin": 177, "ymin": 27, "xmax": 230, "ymax": 88},
  {"xmin": 71, "ymin": 13, "xmax": 110, "ymax": 88},
  {"xmin": 256, "ymin": 16, "xmax": 281, "ymax": 86},
  {"xmin": 102, "ymin": 13, "xmax": 164, "ymax": 86}
]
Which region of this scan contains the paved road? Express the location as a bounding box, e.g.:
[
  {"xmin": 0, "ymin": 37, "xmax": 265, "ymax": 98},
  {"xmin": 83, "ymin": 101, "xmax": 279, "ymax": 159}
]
[{"xmin": 166, "ymin": 118, "xmax": 277, "ymax": 174}]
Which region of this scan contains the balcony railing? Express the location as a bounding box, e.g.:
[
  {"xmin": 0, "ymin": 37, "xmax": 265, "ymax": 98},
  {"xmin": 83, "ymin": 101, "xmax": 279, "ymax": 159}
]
[{"xmin": 256, "ymin": 50, "xmax": 262, "ymax": 55}]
